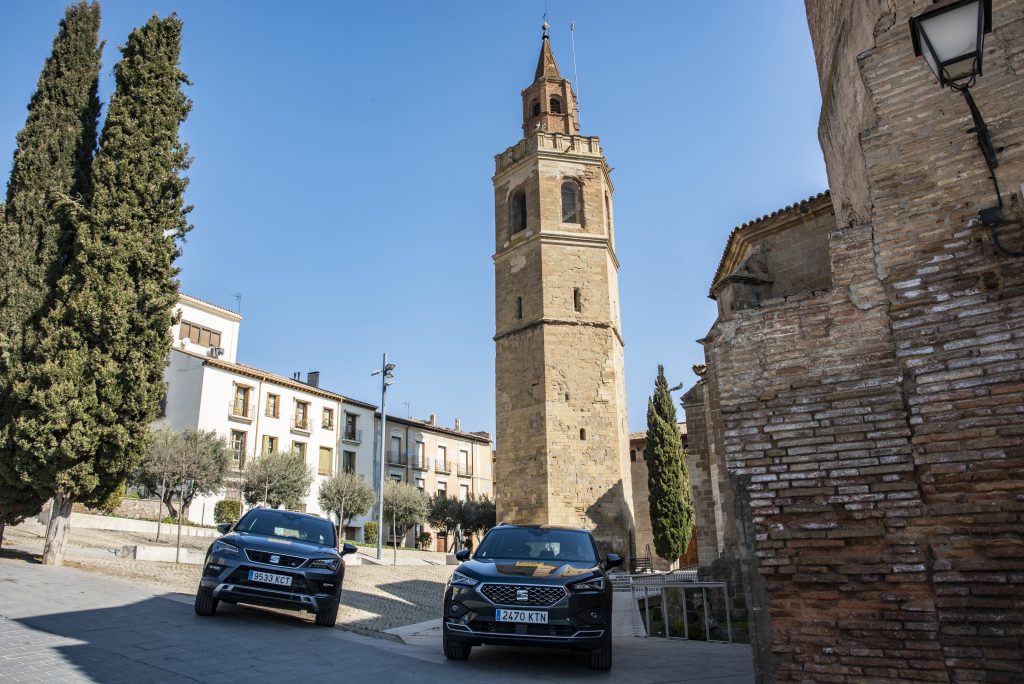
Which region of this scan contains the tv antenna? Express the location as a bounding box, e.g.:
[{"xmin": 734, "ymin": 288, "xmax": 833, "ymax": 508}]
[{"xmin": 232, "ymin": 292, "xmax": 242, "ymax": 313}]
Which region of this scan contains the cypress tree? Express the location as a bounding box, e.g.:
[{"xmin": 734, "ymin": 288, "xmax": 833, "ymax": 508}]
[
  {"xmin": 646, "ymin": 365, "xmax": 695, "ymax": 562},
  {"xmin": 0, "ymin": 2, "xmax": 102, "ymax": 546},
  {"xmin": 9, "ymin": 14, "xmax": 192, "ymax": 565}
]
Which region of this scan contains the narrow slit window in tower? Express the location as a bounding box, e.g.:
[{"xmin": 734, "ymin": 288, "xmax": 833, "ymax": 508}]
[
  {"xmin": 573, "ymin": 288, "xmax": 582, "ymax": 312},
  {"xmin": 550, "ymin": 97, "xmax": 562, "ymax": 114},
  {"xmin": 579, "ymin": 428, "xmax": 586, "ymax": 440},
  {"xmin": 531, "ymin": 100, "xmax": 540, "ymax": 117},
  {"xmin": 561, "ymin": 180, "xmax": 582, "ymax": 224},
  {"xmin": 510, "ymin": 189, "xmax": 527, "ymax": 235},
  {"xmin": 515, "ymin": 297, "xmax": 523, "ymax": 320}
]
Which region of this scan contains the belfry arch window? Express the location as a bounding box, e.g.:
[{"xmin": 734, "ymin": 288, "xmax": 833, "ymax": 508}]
[
  {"xmin": 531, "ymin": 100, "xmax": 541, "ymax": 117},
  {"xmin": 550, "ymin": 97, "xmax": 562, "ymax": 114},
  {"xmin": 510, "ymin": 189, "xmax": 527, "ymax": 235},
  {"xmin": 561, "ymin": 180, "xmax": 582, "ymax": 224}
]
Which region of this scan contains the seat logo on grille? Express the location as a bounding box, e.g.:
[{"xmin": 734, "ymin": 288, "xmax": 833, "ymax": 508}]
[
  {"xmin": 270, "ymin": 554, "xmax": 280, "ymax": 564},
  {"xmin": 516, "ymin": 589, "xmax": 529, "ymax": 602}
]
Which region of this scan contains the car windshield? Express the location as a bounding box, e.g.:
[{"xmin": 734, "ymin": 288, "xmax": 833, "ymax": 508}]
[
  {"xmin": 234, "ymin": 509, "xmax": 335, "ymax": 547},
  {"xmin": 474, "ymin": 528, "xmax": 598, "ymax": 564}
]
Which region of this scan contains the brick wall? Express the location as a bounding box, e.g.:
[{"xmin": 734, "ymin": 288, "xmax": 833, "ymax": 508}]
[{"xmin": 692, "ymin": 1, "xmax": 1024, "ymax": 681}]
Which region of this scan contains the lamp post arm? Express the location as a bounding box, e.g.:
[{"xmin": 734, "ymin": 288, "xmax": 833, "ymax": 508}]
[{"xmin": 958, "ymin": 86, "xmax": 1000, "ymax": 176}]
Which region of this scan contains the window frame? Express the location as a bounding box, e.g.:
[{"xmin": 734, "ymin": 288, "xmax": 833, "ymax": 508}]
[{"xmin": 560, "ymin": 179, "xmax": 583, "ymax": 225}]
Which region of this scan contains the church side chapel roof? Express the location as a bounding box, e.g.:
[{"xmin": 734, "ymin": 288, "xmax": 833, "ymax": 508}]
[{"xmin": 709, "ymin": 190, "xmax": 831, "ymax": 299}]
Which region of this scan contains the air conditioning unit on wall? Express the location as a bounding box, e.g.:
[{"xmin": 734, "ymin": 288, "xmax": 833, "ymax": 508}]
[{"xmin": 208, "ymin": 346, "xmax": 225, "ymax": 358}]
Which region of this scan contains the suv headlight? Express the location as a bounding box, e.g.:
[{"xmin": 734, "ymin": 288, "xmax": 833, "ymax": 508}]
[
  {"xmin": 212, "ymin": 540, "xmax": 239, "ymax": 556},
  {"xmin": 569, "ymin": 577, "xmax": 604, "ymax": 592},
  {"xmin": 307, "ymin": 558, "xmax": 340, "ymax": 571},
  {"xmin": 450, "ymin": 571, "xmax": 479, "ymax": 587}
]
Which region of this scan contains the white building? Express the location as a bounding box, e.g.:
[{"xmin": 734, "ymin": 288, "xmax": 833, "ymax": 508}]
[
  {"xmin": 160, "ymin": 295, "xmax": 378, "ymax": 535},
  {"xmin": 159, "ymin": 294, "xmax": 492, "ymax": 544}
]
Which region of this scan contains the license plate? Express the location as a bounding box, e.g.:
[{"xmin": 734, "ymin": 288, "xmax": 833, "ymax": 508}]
[
  {"xmin": 496, "ymin": 609, "xmax": 548, "ymax": 624},
  {"xmin": 248, "ymin": 570, "xmax": 292, "ymax": 586}
]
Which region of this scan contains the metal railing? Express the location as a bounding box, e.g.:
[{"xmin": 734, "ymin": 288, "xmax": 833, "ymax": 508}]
[
  {"xmin": 457, "ymin": 464, "xmax": 473, "ymax": 477},
  {"xmin": 387, "ymin": 450, "xmax": 408, "ymax": 466},
  {"xmin": 343, "ymin": 428, "xmax": 362, "ymax": 443},
  {"xmin": 625, "ymin": 574, "xmax": 732, "ymax": 643},
  {"xmin": 411, "ymin": 455, "xmax": 428, "ymax": 470},
  {"xmin": 229, "ymin": 400, "xmax": 254, "ymax": 420},
  {"xmin": 292, "ymin": 415, "xmax": 311, "ymax": 432},
  {"xmin": 435, "ymin": 461, "xmax": 450, "ymax": 474}
]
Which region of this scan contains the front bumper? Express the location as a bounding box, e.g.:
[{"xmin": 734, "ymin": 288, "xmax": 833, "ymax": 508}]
[
  {"xmin": 200, "ymin": 556, "xmax": 342, "ymax": 614},
  {"xmin": 443, "ymin": 583, "xmax": 611, "ymax": 649}
]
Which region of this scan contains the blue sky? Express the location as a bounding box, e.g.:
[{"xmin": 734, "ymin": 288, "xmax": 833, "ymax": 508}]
[{"xmin": 0, "ymin": 1, "xmax": 828, "ymax": 439}]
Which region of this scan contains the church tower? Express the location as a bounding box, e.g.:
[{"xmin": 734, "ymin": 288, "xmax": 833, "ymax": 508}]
[{"xmin": 493, "ymin": 26, "xmax": 633, "ymax": 559}]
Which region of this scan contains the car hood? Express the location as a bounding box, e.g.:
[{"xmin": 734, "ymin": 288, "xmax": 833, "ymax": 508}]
[
  {"xmin": 225, "ymin": 532, "xmax": 339, "ymax": 558},
  {"xmin": 459, "ymin": 558, "xmax": 601, "ymax": 580}
]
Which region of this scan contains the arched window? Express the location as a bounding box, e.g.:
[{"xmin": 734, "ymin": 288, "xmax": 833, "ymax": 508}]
[
  {"xmin": 561, "ymin": 180, "xmax": 582, "ymax": 224},
  {"xmin": 531, "ymin": 100, "xmax": 541, "ymax": 117},
  {"xmin": 550, "ymin": 97, "xmax": 562, "ymax": 114},
  {"xmin": 510, "ymin": 189, "xmax": 527, "ymax": 234}
]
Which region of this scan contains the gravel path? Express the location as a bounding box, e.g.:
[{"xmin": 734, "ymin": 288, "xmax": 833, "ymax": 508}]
[{"xmin": 3, "ymin": 523, "xmax": 453, "ymax": 638}]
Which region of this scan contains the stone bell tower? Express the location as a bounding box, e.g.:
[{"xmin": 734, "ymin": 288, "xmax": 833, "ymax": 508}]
[{"xmin": 493, "ymin": 25, "xmax": 633, "ymax": 559}]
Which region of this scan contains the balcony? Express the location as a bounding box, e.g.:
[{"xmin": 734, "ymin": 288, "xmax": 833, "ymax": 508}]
[
  {"xmin": 228, "ymin": 400, "xmax": 254, "ymax": 423},
  {"xmin": 411, "ymin": 455, "xmax": 428, "ymax": 471},
  {"xmin": 291, "ymin": 415, "xmax": 312, "ymax": 435},
  {"xmin": 435, "ymin": 461, "xmax": 450, "ymax": 475},
  {"xmin": 387, "ymin": 451, "xmax": 408, "ymax": 466},
  {"xmin": 342, "ymin": 429, "xmax": 362, "ymax": 444},
  {"xmin": 457, "ymin": 464, "xmax": 473, "ymax": 478},
  {"xmin": 322, "ymin": 419, "xmax": 335, "ymax": 431}
]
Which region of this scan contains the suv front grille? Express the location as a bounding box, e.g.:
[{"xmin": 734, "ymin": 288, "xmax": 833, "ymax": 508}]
[
  {"xmin": 244, "ymin": 549, "xmax": 307, "ymax": 568},
  {"xmin": 480, "ymin": 584, "xmax": 566, "ymax": 607}
]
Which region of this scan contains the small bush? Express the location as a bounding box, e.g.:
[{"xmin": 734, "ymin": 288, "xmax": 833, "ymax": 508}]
[
  {"xmin": 97, "ymin": 483, "xmax": 125, "ymax": 514},
  {"xmin": 214, "ymin": 499, "xmax": 241, "ymax": 524},
  {"xmin": 363, "ymin": 521, "xmax": 378, "ymax": 544}
]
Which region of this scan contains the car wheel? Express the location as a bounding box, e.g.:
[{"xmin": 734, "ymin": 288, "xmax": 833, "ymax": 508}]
[
  {"xmin": 588, "ymin": 645, "xmax": 612, "ymax": 671},
  {"xmin": 315, "ymin": 603, "xmax": 339, "ymax": 627},
  {"xmin": 443, "ymin": 635, "xmax": 472, "ymax": 660},
  {"xmin": 194, "ymin": 588, "xmax": 218, "ymax": 616}
]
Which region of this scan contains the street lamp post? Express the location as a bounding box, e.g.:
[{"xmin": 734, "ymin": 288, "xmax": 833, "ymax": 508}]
[
  {"xmin": 909, "ymin": 0, "xmax": 1005, "ymax": 229},
  {"xmin": 371, "ymin": 355, "xmax": 395, "ymax": 561}
]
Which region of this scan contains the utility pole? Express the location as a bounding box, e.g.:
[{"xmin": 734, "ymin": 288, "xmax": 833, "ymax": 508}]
[{"xmin": 371, "ymin": 354, "xmax": 395, "ymax": 561}]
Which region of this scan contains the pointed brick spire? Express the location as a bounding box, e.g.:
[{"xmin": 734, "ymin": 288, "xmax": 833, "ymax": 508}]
[{"xmin": 534, "ymin": 23, "xmax": 561, "ymax": 81}]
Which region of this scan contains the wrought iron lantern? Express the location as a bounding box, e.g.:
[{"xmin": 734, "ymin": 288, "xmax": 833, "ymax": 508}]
[{"xmin": 910, "ymin": 0, "xmax": 992, "ymax": 87}]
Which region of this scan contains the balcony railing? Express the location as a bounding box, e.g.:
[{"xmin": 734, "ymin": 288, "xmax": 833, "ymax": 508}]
[
  {"xmin": 322, "ymin": 419, "xmax": 334, "ymax": 430},
  {"xmin": 228, "ymin": 400, "xmax": 254, "ymax": 421},
  {"xmin": 435, "ymin": 461, "xmax": 450, "ymax": 475},
  {"xmin": 411, "ymin": 455, "xmax": 428, "ymax": 470},
  {"xmin": 292, "ymin": 415, "xmax": 312, "ymax": 433},
  {"xmin": 387, "ymin": 451, "xmax": 408, "ymax": 466},
  {"xmin": 457, "ymin": 464, "xmax": 473, "ymax": 477},
  {"xmin": 343, "ymin": 428, "xmax": 362, "ymax": 444}
]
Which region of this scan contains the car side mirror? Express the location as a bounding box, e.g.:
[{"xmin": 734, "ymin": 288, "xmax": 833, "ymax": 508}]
[
  {"xmin": 454, "ymin": 548, "xmax": 471, "ymax": 562},
  {"xmin": 340, "ymin": 543, "xmax": 357, "ymax": 556},
  {"xmin": 216, "ymin": 523, "xmax": 232, "ymax": 535},
  {"xmin": 604, "ymin": 553, "xmax": 623, "ymax": 570}
]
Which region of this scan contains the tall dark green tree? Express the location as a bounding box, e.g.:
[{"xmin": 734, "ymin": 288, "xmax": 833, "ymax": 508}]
[
  {"xmin": 646, "ymin": 365, "xmax": 694, "ymax": 562},
  {"xmin": 0, "ymin": 2, "xmax": 102, "ymax": 549},
  {"xmin": 8, "ymin": 14, "xmax": 192, "ymax": 565}
]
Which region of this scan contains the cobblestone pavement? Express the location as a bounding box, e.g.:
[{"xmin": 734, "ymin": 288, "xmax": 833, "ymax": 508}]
[{"xmin": 0, "ymin": 556, "xmax": 754, "ymax": 683}]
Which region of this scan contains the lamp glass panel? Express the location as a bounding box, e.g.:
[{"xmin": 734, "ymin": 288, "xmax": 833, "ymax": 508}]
[
  {"xmin": 917, "ymin": 24, "xmax": 942, "ymax": 82},
  {"xmin": 918, "ymin": 2, "xmax": 981, "ymax": 64},
  {"xmin": 943, "ymin": 55, "xmax": 977, "ymax": 81}
]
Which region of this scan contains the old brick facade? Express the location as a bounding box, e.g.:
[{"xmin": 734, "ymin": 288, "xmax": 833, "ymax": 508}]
[
  {"xmin": 686, "ymin": 1, "xmax": 1024, "ymax": 681},
  {"xmin": 493, "ymin": 30, "xmax": 634, "ymax": 559}
]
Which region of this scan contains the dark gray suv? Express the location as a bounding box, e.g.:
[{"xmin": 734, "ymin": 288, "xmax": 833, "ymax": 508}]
[
  {"xmin": 442, "ymin": 524, "xmax": 622, "ymax": 670},
  {"xmin": 194, "ymin": 508, "xmax": 357, "ymax": 626}
]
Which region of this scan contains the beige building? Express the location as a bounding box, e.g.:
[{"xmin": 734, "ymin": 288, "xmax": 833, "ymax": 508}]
[
  {"xmin": 492, "ymin": 28, "xmax": 633, "ymax": 559},
  {"xmin": 379, "ymin": 414, "xmax": 492, "ymax": 551}
]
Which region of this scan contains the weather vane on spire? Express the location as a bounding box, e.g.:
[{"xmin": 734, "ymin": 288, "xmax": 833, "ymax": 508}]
[{"xmin": 543, "ymin": 0, "xmax": 549, "ymax": 38}]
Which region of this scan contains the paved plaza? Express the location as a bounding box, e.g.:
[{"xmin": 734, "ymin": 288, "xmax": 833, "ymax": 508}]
[{"xmin": 0, "ymin": 556, "xmax": 754, "ymax": 683}]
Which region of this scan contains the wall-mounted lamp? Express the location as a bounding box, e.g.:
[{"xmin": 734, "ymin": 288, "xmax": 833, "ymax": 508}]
[{"xmin": 910, "ymin": 0, "xmax": 1006, "ymax": 229}]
